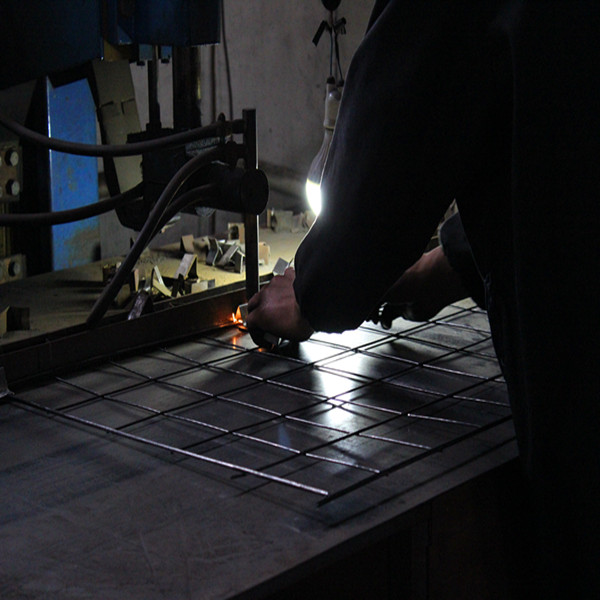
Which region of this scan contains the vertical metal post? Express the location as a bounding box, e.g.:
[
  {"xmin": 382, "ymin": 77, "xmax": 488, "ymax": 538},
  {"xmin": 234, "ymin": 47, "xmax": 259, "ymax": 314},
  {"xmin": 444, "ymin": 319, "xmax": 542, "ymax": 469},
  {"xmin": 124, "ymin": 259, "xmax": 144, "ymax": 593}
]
[
  {"xmin": 147, "ymin": 46, "xmax": 161, "ymax": 132},
  {"xmin": 243, "ymin": 109, "xmax": 260, "ymax": 300},
  {"xmin": 172, "ymin": 46, "xmax": 202, "ymax": 130}
]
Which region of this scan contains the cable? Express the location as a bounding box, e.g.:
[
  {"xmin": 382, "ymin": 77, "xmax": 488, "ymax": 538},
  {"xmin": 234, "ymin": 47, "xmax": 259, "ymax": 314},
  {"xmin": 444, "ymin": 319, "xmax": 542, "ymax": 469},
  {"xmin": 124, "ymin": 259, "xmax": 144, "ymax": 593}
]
[
  {"xmin": 155, "ymin": 185, "xmax": 219, "ymax": 233},
  {"xmin": 0, "ymin": 183, "xmax": 143, "ymax": 226},
  {"xmin": 86, "ymin": 147, "xmax": 223, "ymax": 327},
  {"xmin": 220, "ymin": 1, "xmax": 234, "ymax": 120},
  {"xmin": 0, "ymin": 110, "xmax": 242, "ymax": 157}
]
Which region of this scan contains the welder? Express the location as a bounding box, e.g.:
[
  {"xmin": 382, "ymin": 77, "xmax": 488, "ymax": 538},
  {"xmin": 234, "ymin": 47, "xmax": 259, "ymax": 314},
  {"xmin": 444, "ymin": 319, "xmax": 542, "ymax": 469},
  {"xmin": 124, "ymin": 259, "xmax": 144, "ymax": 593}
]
[{"xmin": 247, "ymin": 1, "xmax": 600, "ymax": 597}]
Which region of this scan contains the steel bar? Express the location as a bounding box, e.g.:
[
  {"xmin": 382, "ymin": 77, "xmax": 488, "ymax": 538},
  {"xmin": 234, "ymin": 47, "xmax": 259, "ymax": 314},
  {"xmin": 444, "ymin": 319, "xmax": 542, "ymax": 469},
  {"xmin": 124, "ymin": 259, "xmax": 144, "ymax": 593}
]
[
  {"xmin": 10, "ymin": 394, "xmax": 329, "ymax": 497},
  {"xmin": 0, "ymin": 283, "xmax": 249, "ymax": 385},
  {"xmin": 318, "ymin": 415, "xmax": 513, "ymax": 506},
  {"xmin": 243, "ymin": 108, "xmax": 260, "ymax": 299}
]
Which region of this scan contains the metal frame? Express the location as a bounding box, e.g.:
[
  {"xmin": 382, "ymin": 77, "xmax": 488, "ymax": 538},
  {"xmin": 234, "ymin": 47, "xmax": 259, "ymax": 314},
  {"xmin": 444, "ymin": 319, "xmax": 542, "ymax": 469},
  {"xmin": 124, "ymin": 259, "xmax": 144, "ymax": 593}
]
[
  {"xmin": 8, "ymin": 301, "xmax": 513, "ymax": 505},
  {"xmin": 0, "ymin": 280, "xmax": 263, "ymax": 386}
]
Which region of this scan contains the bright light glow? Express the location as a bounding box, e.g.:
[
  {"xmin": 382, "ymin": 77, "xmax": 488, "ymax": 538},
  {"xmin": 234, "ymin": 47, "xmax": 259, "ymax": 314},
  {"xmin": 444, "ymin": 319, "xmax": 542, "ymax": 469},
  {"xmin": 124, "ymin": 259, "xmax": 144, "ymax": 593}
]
[{"xmin": 305, "ymin": 178, "xmax": 322, "ymax": 216}]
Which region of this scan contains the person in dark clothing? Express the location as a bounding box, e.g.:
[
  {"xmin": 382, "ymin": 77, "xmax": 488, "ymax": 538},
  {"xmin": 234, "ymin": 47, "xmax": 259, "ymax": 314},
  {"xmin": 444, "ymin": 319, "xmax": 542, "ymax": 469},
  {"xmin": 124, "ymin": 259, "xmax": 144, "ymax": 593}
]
[
  {"xmin": 375, "ymin": 211, "xmax": 484, "ymax": 325},
  {"xmin": 247, "ymin": 2, "xmax": 600, "ymax": 596}
]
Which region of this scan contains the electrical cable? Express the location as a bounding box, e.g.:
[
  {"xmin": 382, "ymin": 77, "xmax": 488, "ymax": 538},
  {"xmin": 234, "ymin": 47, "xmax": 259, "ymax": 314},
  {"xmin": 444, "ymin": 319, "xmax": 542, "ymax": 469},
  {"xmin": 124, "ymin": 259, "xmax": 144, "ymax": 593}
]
[
  {"xmin": 0, "ymin": 183, "xmax": 144, "ymax": 226},
  {"xmin": 155, "ymin": 185, "xmax": 219, "ymax": 233},
  {"xmin": 220, "ymin": 1, "xmax": 234, "ymax": 120},
  {"xmin": 334, "ymin": 18, "xmax": 346, "ymax": 84},
  {"xmin": 86, "ymin": 147, "xmax": 223, "ymax": 327},
  {"xmin": 0, "ymin": 110, "xmax": 241, "ymax": 157},
  {"xmin": 329, "ymin": 12, "xmax": 335, "ymax": 78},
  {"xmin": 335, "ymin": 30, "xmax": 343, "ymax": 83}
]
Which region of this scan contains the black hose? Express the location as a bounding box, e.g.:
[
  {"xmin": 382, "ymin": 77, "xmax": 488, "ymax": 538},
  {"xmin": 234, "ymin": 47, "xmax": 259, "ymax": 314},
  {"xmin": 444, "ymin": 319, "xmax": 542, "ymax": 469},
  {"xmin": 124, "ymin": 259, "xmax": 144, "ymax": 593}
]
[
  {"xmin": 0, "ymin": 111, "xmax": 243, "ymax": 157},
  {"xmin": 155, "ymin": 186, "xmax": 219, "ymax": 233},
  {"xmin": 221, "ymin": 1, "xmax": 234, "ymax": 120},
  {"xmin": 86, "ymin": 147, "xmax": 223, "ymax": 327},
  {"xmin": 0, "ymin": 183, "xmax": 143, "ymax": 226}
]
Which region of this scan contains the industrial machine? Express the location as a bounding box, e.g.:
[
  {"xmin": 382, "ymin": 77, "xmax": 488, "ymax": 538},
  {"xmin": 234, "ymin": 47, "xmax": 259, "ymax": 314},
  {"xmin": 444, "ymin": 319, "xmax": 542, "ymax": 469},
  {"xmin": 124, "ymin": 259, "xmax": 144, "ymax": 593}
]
[{"xmin": 0, "ymin": 0, "xmax": 270, "ymax": 353}]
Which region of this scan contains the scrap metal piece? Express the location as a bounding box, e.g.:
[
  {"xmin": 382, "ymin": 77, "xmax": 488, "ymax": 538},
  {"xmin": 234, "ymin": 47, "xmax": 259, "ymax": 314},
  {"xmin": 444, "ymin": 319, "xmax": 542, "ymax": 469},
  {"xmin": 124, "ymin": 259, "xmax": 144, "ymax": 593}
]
[
  {"xmin": 151, "ymin": 266, "xmax": 171, "ymax": 297},
  {"xmin": 213, "ymin": 241, "xmax": 245, "ymax": 273},
  {"xmin": 180, "ymin": 234, "xmax": 195, "ymax": 255},
  {"xmin": 216, "ymin": 242, "xmax": 240, "ymax": 268},
  {"xmin": 128, "ymin": 290, "xmax": 154, "ymax": 320},
  {"xmin": 232, "ymin": 248, "xmax": 245, "ymax": 274},
  {"xmin": 206, "ymin": 237, "xmax": 222, "ymax": 266},
  {"xmin": 174, "ymin": 253, "xmax": 198, "ymax": 280},
  {"xmin": 188, "ymin": 279, "xmax": 215, "ymax": 294},
  {"xmin": 171, "ymin": 274, "xmax": 186, "ymax": 298},
  {"xmin": 272, "ymin": 258, "xmax": 289, "ymax": 276}
]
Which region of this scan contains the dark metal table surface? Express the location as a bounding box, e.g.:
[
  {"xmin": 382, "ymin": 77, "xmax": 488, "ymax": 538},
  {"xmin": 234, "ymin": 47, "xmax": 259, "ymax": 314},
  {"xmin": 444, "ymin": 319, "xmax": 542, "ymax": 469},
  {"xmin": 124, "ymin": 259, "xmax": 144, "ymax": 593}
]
[{"xmin": 0, "ymin": 301, "xmax": 517, "ymax": 599}]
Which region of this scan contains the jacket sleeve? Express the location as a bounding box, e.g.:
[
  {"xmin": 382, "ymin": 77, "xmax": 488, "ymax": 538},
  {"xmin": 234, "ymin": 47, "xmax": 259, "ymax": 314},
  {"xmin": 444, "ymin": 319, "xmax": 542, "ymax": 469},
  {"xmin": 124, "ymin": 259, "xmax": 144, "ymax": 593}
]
[
  {"xmin": 293, "ymin": 1, "xmax": 504, "ymax": 332},
  {"xmin": 439, "ymin": 212, "xmax": 485, "ymax": 308}
]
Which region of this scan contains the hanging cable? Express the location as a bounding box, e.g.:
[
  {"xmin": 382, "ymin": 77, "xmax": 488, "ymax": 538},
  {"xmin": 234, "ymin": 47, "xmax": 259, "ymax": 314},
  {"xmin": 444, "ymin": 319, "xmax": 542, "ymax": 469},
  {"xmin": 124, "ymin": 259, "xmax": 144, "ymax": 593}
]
[
  {"xmin": 0, "ymin": 183, "xmax": 143, "ymax": 226},
  {"xmin": 0, "ymin": 110, "xmax": 242, "ymax": 157},
  {"xmin": 86, "ymin": 146, "xmax": 224, "ymax": 327},
  {"xmin": 220, "ymin": 0, "xmax": 234, "ymax": 120},
  {"xmin": 333, "ymin": 17, "xmax": 346, "ymax": 84},
  {"xmin": 312, "ymin": 9, "xmax": 346, "ymax": 84},
  {"xmin": 329, "ymin": 13, "xmax": 335, "ymax": 78}
]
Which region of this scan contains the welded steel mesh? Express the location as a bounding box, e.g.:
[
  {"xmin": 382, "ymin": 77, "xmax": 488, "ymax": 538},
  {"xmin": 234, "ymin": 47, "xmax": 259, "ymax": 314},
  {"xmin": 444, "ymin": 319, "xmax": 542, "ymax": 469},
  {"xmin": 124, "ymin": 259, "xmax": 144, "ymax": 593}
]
[{"xmin": 12, "ymin": 301, "xmax": 511, "ymax": 504}]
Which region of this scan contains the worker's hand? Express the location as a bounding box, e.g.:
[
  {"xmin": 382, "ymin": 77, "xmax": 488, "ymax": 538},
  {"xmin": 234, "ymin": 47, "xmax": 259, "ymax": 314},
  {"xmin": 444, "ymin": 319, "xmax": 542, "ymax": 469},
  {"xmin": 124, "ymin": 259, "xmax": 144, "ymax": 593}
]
[
  {"xmin": 246, "ymin": 267, "xmax": 314, "ymax": 346},
  {"xmin": 377, "ymin": 245, "xmax": 469, "ymax": 325}
]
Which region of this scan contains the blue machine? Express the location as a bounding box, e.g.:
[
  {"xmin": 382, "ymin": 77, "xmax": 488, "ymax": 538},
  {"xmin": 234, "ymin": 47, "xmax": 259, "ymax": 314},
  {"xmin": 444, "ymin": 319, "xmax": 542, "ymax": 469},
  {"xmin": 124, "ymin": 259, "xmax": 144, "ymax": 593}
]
[
  {"xmin": 46, "ymin": 78, "xmax": 100, "ymax": 271},
  {"xmin": 0, "ymin": 0, "xmax": 221, "ymax": 273}
]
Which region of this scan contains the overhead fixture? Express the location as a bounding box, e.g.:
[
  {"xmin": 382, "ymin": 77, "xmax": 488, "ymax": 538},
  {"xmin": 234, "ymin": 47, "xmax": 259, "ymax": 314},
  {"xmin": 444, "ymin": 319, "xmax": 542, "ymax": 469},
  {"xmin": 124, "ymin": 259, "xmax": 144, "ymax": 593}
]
[
  {"xmin": 305, "ymin": 78, "xmax": 341, "ymax": 216},
  {"xmin": 306, "ymin": 2, "xmax": 346, "ymax": 217}
]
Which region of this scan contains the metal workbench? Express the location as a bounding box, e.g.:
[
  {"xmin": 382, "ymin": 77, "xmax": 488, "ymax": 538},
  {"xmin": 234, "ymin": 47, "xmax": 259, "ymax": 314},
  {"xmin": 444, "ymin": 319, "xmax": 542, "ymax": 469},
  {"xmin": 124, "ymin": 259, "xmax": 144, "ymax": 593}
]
[{"xmin": 0, "ymin": 301, "xmax": 518, "ymax": 599}]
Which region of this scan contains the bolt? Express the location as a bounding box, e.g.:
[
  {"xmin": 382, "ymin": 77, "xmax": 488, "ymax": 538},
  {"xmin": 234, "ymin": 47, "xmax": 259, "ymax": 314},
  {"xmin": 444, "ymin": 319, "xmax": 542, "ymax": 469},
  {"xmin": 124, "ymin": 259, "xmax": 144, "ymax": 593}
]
[
  {"xmin": 5, "ymin": 148, "xmax": 19, "ymax": 166},
  {"xmin": 8, "ymin": 260, "xmax": 21, "ymax": 277},
  {"xmin": 6, "ymin": 180, "xmax": 20, "ymax": 196}
]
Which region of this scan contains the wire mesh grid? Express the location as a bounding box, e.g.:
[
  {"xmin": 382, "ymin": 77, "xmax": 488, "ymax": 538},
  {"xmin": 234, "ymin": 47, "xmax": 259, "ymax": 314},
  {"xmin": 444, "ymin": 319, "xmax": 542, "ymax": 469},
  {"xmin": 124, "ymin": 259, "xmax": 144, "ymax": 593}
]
[{"xmin": 12, "ymin": 301, "xmax": 512, "ymax": 505}]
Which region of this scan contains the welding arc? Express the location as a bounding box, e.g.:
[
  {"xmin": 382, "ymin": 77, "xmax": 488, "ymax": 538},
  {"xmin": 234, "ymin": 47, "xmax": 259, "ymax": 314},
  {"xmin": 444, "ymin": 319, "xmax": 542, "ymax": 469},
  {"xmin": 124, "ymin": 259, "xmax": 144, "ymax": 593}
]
[
  {"xmin": 0, "ymin": 183, "xmax": 144, "ymax": 226},
  {"xmin": 86, "ymin": 147, "xmax": 222, "ymax": 327},
  {"xmin": 0, "ymin": 110, "xmax": 242, "ymax": 157}
]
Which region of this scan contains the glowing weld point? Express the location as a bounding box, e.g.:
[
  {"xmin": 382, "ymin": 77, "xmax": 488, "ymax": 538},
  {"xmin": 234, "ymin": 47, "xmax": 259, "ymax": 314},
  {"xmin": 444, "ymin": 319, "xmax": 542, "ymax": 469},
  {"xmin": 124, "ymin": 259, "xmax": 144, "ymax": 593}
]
[{"xmin": 234, "ymin": 303, "xmax": 248, "ymax": 327}]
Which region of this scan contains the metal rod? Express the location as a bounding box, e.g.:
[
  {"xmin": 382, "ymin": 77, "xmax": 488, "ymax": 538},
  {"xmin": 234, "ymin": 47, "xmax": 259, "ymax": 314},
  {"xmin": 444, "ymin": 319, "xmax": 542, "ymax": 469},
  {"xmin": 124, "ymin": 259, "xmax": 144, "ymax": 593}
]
[
  {"xmin": 147, "ymin": 46, "xmax": 161, "ymax": 132},
  {"xmin": 172, "ymin": 46, "xmax": 203, "ymax": 130},
  {"xmin": 243, "ymin": 108, "xmax": 260, "ymax": 299},
  {"xmin": 318, "ymin": 415, "xmax": 513, "ymax": 506},
  {"xmin": 11, "ymin": 394, "xmax": 329, "ymax": 497}
]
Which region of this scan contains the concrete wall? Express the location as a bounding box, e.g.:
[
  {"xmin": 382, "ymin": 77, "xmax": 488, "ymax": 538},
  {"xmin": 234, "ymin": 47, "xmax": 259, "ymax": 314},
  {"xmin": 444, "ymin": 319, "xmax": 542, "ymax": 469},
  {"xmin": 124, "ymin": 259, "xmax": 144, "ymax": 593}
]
[{"xmin": 202, "ymin": 1, "xmax": 373, "ymax": 182}]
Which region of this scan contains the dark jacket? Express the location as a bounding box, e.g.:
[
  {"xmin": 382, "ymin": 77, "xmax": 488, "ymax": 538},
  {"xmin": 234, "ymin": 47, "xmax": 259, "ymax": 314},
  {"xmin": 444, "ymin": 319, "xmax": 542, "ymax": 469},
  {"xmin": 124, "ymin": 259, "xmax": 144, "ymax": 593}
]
[{"xmin": 294, "ymin": 2, "xmax": 600, "ymax": 596}]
